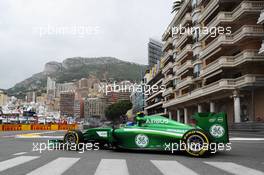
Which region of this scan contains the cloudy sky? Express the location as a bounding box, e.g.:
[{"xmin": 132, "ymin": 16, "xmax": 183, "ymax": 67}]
[{"xmin": 0, "ymin": 0, "xmax": 174, "ymax": 89}]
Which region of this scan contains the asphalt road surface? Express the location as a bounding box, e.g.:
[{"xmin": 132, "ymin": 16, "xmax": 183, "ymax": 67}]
[{"xmin": 0, "ymin": 130, "xmax": 263, "ymax": 175}]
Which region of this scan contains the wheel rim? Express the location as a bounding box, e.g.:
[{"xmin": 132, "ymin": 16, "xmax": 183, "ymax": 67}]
[
  {"xmin": 187, "ymin": 135, "xmax": 204, "ymax": 153},
  {"xmin": 65, "ymin": 134, "xmax": 76, "ymax": 144}
]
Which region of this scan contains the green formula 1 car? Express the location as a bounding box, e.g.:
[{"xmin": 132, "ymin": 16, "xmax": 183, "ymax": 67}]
[{"xmin": 51, "ymin": 112, "xmax": 229, "ymax": 157}]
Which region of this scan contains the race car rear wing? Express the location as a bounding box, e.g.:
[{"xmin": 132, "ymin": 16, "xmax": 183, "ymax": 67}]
[{"xmin": 192, "ymin": 112, "xmax": 229, "ymax": 143}]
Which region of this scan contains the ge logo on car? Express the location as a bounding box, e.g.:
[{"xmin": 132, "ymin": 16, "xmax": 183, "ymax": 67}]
[
  {"xmin": 210, "ymin": 124, "xmax": 225, "ymax": 138},
  {"xmin": 135, "ymin": 134, "xmax": 149, "ymax": 148}
]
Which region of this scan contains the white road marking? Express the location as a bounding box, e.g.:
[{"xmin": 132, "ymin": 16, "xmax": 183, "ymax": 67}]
[
  {"xmin": 0, "ymin": 156, "xmax": 39, "ymax": 172},
  {"xmin": 27, "ymin": 157, "xmax": 80, "ymax": 175},
  {"xmin": 15, "ymin": 135, "xmax": 63, "ymax": 139},
  {"xmin": 94, "ymin": 159, "xmax": 129, "ymax": 175},
  {"xmin": 204, "ymin": 162, "xmax": 264, "ymax": 175},
  {"xmin": 230, "ymin": 137, "xmax": 264, "ymax": 141},
  {"xmin": 229, "ymin": 137, "xmax": 264, "ymax": 141},
  {"xmin": 151, "ymin": 160, "xmax": 198, "ymax": 175},
  {"xmin": 12, "ymin": 152, "xmax": 27, "ymax": 156}
]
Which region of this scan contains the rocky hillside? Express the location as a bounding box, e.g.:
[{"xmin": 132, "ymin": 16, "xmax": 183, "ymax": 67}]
[{"xmin": 7, "ymin": 57, "xmax": 147, "ymax": 98}]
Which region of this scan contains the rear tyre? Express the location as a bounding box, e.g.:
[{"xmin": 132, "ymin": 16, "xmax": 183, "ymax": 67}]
[{"xmin": 182, "ymin": 129, "xmax": 210, "ymax": 157}]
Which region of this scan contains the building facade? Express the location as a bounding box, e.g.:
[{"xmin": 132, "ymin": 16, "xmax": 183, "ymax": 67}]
[
  {"xmin": 130, "ymin": 84, "xmax": 144, "ymax": 114},
  {"xmin": 84, "ymin": 97, "xmax": 106, "ymax": 119},
  {"xmin": 60, "ymin": 92, "xmax": 75, "ymax": 117},
  {"xmin": 144, "ymin": 63, "xmax": 165, "ymax": 116},
  {"xmin": 160, "ymin": 0, "xmax": 264, "ymax": 124},
  {"xmin": 258, "ymin": 9, "xmax": 264, "ymax": 54},
  {"xmin": 0, "ymin": 91, "xmax": 8, "ymax": 107},
  {"xmin": 148, "ymin": 38, "xmax": 163, "ymax": 68}
]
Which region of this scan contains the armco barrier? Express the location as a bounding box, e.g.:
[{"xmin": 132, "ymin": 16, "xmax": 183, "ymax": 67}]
[
  {"xmin": 58, "ymin": 124, "xmax": 78, "ymax": 130},
  {"xmin": 2, "ymin": 124, "xmax": 22, "ymax": 131},
  {"xmin": 31, "ymin": 124, "xmax": 51, "ymax": 130},
  {"xmin": 0, "ymin": 124, "xmax": 78, "ymax": 131}
]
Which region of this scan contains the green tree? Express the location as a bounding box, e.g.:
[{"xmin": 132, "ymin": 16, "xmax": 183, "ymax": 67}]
[{"xmin": 105, "ymin": 100, "xmax": 132, "ymax": 123}]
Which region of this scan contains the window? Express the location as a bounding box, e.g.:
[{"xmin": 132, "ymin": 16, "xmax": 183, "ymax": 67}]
[
  {"xmin": 192, "ymin": 0, "xmax": 198, "ymax": 9},
  {"xmin": 193, "ymin": 64, "xmax": 201, "ymax": 78},
  {"xmin": 192, "ymin": 28, "xmax": 200, "ymax": 43},
  {"xmin": 173, "ymin": 52, "xmax": 177, "ymax": 60}
]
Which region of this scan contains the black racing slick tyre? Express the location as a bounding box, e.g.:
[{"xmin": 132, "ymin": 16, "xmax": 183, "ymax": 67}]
[
  {"xmin": 182, "ymin": 129, "xmax": 210, "ymax": 157},
  {"xmin": 63, "ymin": 130, "xmax": 84, "ymax": 150}
]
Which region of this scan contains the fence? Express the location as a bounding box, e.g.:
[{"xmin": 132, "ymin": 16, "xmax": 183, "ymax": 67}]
[{"xmin": 0, "ymin": 124, "xmax": 78, "ymax": 131}]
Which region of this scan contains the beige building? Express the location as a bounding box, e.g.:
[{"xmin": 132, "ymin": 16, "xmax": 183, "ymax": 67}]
[
  {"xmin": 159, "ymin": 0, "xmax": 264, "ymax": 124},
  {"xmin": 84, "ymin": 97, "xmax": 106, "ymax": 119},
  {"xmin": 0, "ymin": 90, "xmax": 8, "ymax": 107},
  {"xmin": 144, "ymin": 62, "xmax": 165, "ymax": 115}
]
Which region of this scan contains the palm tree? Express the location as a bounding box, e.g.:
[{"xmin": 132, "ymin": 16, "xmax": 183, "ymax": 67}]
[{"xmin": 172, "ymin": 0, "xmax": 183, "ymax": 13}]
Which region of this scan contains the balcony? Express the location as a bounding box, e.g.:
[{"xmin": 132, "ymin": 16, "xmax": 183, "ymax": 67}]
[
  {"xmin": 170, "ymin": 0, "xmax": 191, "ymax": 27},
  {"xmin": 200, "ymin": 1, "xmax": 264, "ymax": 40},
  {"xmin": 200, "ymin": 25, "xmax": 264, "ymax": 59},
  {"xmin": 162, "ymin": 49, "xmax": 173, "ymax": 64},
  {"xmin": 173, "ymin": 32, "xmax": 192, "ymax": 49},
  {"xmin": 201, "ymin": 50, "xmax": 264, "ymax": 77},
  {"xmin": 258, "ymin": 10, "xmax": 264, "ymax": 24},
  {"xmin": 162, "ymin": 62, "xmax": 173, "ymax": 74},
  {"xmin": 176, "ymin": 76, "xmax": 193, "ymax": 90},
  {"xmin": 162, "ymin": 87, "xmax": 173, "ymax": 97},
  {"xmin": 163, "ymin": 74, "xmax": 173, "ymax": 84},
  {"xmin": 175, "ymin": 60, "xmax": 193, "ymax": 76},
  {"xmin": 162, "ymin": 37, "xmax": 173, "ymax": 52},
  {"xmin": 145, "ymin": 101, "xmax": 163, "ymax": 110},
  {"xmin": 145, "ymin": 90, "xmax": 163, "ymax": 102},
  {"xmin": 199, "ymin": 0, "xmax": 219, "ymax": 23},
  {"xmin": 163, "ymin": 74, "xmax": 264, "ymax": 108},
  {"xmin": 259, "ymin": 41, "xmax": 264, "ymax": 55},
  {"xmin": 176, "ymin": 44, "xmax": 192, "ymax": 62},
  {"xmin": 181, "ymin": 13, "xmax": 192, "ymax": 26}
]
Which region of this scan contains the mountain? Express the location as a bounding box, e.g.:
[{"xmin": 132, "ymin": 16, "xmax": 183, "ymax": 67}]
[{"xmin": 7, "ymin": 57, "xmax": 147, "ymax": 98}]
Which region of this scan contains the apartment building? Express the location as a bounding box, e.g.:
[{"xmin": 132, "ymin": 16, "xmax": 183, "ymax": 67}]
[
  {"xmin": 161, "ymin": 0, "xmax": 264, "ymax": 124},
  {"xmin": 258, "ymin": 8, "xmax": 264, "ymax": 54},
  {"xmin": 144, "ymin": 63, "xmax": 165, "ymax": 116},
  {"xmin": 84, "ymin": 97, "xmax": 107, "ymax": 119},
  {"xmin": 60, "ymin": 92, "xmax": 75, "ymax": 117},
  {"xmin": 148, "ymin": 39, "xmax": 163, "ymax": 68}
]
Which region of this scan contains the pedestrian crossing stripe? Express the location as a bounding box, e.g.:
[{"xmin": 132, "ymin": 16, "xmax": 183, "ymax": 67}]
[
  {"xmin": 27, "ymin": 157, "xmax": 80, "ymax": 175},
  {"xmin": 0, "ymin": 156, "xmax": 39, "ymax": 172},
  {"xmin": 0, "ymin": 156, "xmax": 263, "ymax": 175},
  {"xmin": 151, "ymin": 160, "xmax": 198, "ymax": 175},
  {"xmin": 94, "ymin": 159, "xmax": 129, "ymax": 175},
  {"xmin": 204, "ymin": 161, "xmax": 264, "ymax": 175}
]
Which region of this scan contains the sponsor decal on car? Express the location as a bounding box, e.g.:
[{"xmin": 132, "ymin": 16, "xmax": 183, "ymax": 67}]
[
  {"xmin": 217, "ymin": 117, "xmax": 224, "ymax": 122},
  {"xmin": 209, "ymin": 124, "xmax": 225, "ymax": 138},
  {"xmin": 209, "ymin": 118, "xmax": 216, "ymax": 123},
  {"xmin": 135, "ymin": 134, "xmax": 149, "ymax": 148},
  {"xmin": 166, "ymin": 129, "xmax": 188, "ymax": 133},
  {"xmin": 96, "ymin": 131, "xmax": 108, "ymax": 138},
  {"xmin": 146, "ymin": 118, "xmax": 169, "ymax": 124}
]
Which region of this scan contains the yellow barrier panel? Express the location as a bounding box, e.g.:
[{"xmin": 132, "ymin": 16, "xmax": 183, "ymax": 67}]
[
  {"xmin": 51, "ymin": 124, "xmax": 59, "ymax": 130},
  {"xmin": 0, "ymin": 124, "xmax": 78, "ymax": 131},
  {"xmin": 21, "ymin": 125, "xmax": 31, "ymax": 131}
]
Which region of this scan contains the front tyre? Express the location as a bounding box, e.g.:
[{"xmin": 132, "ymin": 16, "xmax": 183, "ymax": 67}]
[
  {"xmin": 182, "ymin": 129, "xmax": 210, "ymax": 157},
  {"xmin": 63, "ymin": 130, "xmax": 84, "ymax": 150}
]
